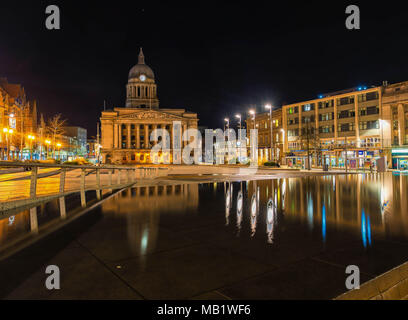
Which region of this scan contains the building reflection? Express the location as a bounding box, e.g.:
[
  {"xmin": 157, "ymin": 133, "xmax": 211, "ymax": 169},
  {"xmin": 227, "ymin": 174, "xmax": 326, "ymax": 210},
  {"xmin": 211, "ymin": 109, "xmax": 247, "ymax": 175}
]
[
  {"xmin": 102, "ymin": 183, "xmax": 199, "ymax": 265},
  {"xmin": 224, "ymin": 173, "xmax": 408, "ymax": 245}
]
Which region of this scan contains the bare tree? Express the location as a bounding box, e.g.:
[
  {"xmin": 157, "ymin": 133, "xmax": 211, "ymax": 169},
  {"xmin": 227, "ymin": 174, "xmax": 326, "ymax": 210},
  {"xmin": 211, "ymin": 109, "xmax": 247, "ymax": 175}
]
[
  {"xmin": 46, "ymin": 114, "xmax": 67, "ymax": 158},
  {"xmin": 297, "ymin": 119, "xmax": 321, "ymax": 170}
]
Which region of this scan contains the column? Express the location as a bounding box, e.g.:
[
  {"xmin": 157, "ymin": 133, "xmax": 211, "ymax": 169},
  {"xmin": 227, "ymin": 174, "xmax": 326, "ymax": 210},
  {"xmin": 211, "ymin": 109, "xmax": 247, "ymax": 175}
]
[
  {"xmin": 136, "ymin": 125, "xmax": 140, "ymax": 149},
  {"xmin": 114, "ymin": 123, "xmax": 118, "ymax": 148},
  {"xmin": 118, "ymin": 124, "xmax": 122, "ymax": 149},
  {"xmin": 127, "ymin": 124, "xmax": 131, "ymax": 149},
  {"xmin": 144, "ymin": 124, "xmax": 149, "ymax": 149},
  {"xmin": 398, "ymin": 103, "xmax": 405, "ymax": 146}
]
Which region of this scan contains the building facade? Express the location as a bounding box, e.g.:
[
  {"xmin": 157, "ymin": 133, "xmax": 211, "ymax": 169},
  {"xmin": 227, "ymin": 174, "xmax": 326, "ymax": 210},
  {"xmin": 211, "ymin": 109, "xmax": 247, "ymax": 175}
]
[
  {"xmin": 382, "ymin": 81, "xmax": 408, "ymax": 169},
  {"xmin": 282, "ymin": 82, "xmax": 408, "ymax": 169},
  {"xmin": 100, "ymin": 48, "xmax": 199, "ymax": 164},
  {"xmin": 245, "ymin": 108, "xmax": 284, "ymax": 164},
  {"xmin": 0, "ymin": 78, "xmax": 37, "ymax": 160}
]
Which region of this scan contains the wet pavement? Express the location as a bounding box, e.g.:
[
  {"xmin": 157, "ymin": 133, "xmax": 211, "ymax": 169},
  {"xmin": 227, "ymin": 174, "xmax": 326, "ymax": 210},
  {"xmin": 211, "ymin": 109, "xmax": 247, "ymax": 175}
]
[{"xmin": 1, "ymin": 172, "xmax": 408, "ymax": 299}]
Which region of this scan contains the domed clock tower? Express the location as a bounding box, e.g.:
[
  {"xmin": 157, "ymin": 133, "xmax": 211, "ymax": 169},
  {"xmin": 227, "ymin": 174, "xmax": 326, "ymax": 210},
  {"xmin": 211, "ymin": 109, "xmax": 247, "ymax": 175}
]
[
  {"xmin": 100, "ymin": 48, "xmax": 198, "ymax": 164},
  {"xmin": 126, "ymin": 48, "xmax": 159, "ymax": 109}
]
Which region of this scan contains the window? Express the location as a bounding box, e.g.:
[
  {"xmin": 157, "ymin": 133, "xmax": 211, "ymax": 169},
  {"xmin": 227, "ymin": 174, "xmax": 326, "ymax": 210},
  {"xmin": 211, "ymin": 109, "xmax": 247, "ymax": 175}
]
[
  {"xmin": 359, "ymin": 120, "xmax": 379, "ymax": 130},
  {"xmin": 337, "ymin": 96, "xmax": 355, "ymax": 106},
  {"xmin": 319, "ymin": 112, "xmax": 334, "ymax": 121},
  {"xmin": 302, "ymin": 103, "xmax": 315, "ymax": 112},
  {"xmin": 319, "ymin": 125, "xmax": 333, "ymax": 133},
  {"xmin": 318, "ymin": 100, "xmax": 333, "ymax": 109},
  {"xmin": 338, "ymin": 110, "xmax": 355, "ymax": 119},
  {"xmin": 358, "ymin": 92, "xmax": 379, "ymax": 102},
  {"xmin": 131, "ymin": 124, "xmax": 135, "ymax": 129},
  {"xmin": 360, "ymin": 106, "xmax": 379, "ymax": 116},
  {"xmin": 338, "ymin": 123, "xmax": 354, "ymax": 132}
]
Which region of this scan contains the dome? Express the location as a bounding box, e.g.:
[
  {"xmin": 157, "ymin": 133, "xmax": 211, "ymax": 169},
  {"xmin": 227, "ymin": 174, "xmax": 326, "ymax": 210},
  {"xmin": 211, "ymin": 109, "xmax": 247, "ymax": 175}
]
[{"xmin": 128, "ymin": 48, "xmax": 155, "ymax": 80}]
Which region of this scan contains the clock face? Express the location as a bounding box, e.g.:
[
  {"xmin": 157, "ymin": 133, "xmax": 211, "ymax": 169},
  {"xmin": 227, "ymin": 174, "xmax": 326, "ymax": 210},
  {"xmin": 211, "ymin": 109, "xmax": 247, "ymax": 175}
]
[{"xmin": 139, "ymin": 74, "xmax": 146, "ymax": 82}]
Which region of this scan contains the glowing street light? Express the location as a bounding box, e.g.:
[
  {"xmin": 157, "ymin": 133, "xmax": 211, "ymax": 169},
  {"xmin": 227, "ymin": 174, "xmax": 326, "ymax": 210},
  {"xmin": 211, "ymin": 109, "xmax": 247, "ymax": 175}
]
[
  {"xmin": 56, "ymin": 143, "xmax": 62, "ymax": 160},
  {"xmin": 45, "ymin": 140, "xmax": 51, "ymax": 159},
  {"xmin": 265, "ymin": 104, "xmax": 274, "ymax": 161},
  {"xmin": 27, "ymin": 135, "xmax": 36, "ymax": 160},
  {"xmin": 249, "ymin": 109, "xmax": 256, "ymax": 130},
  {"xmin": 224, "ymin": 118, "xmax": 230, "ymax": 131}
]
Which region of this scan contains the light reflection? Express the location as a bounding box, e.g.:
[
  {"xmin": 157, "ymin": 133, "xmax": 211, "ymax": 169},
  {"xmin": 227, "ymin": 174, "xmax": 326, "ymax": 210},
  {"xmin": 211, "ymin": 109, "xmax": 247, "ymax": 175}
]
[
  {"xmin": 266, "ymin": 198, "xmax": 277, "ymax": 244},
  {"xmin": 361, "ymin": 209, "xmax": 372, "ymax": 248},
  {"xmin": 236, "ymin": 187, "xmax": 243, "ymax": 235},
  {"xmin": 225, "ymin": 182, "xmax": 231, "ymax": 226},
  {"xmin": 322, "ymin": 204, "xmax": 326, "ymax": 243},
  {"xmin": 250, "ymin": 193, "xmax": 257, "ymax": 237}
]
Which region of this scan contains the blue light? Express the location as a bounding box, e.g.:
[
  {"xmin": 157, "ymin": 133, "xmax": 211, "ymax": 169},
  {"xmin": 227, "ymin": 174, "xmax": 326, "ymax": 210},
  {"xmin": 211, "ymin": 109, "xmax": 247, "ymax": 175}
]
[
  {"xmin": 318, "ymin": 95, "xmax": 323, "ymax": 99},
  {"xmin": 361, "ymin": 209, "xmax": 367, "ymax": 248},
  {"xmin": 322, "ymin": 204, "xmax": 326, "ymax": 243},
  {"xmin": 358, "ymin": 87, "xmax": 362, "ymax": 91}
]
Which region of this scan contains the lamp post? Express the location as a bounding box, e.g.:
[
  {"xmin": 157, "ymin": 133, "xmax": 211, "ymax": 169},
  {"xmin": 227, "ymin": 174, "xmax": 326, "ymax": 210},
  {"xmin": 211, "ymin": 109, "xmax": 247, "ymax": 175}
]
[
  {"xmin": 265, "ymin": 104, "xmax": 274, "ymax": 162},
  {"xmin": 224, "ymin": 118, "xmax": 229, "ymax": 131},
  {"xmin": 281, "ymin": 128, "xmax": 285, "ymax": 163},
  {"xmin": 45, "ymin": 140, "xmax": 51, "ymax": 159},
  {"xmin": 57, "ymin": 143, "xmax": 62, "ymax": 160},
  {"xmin": 236, "ymin": 114, "xmax": 242, "ymax": 162},
  {"xmin": 249, "ymin": 109, "xmax": 256, "ymax": 163},
  {"xmin": 3, "ymin": 128, "xmax": 14, "ymax": 160},
  {"xmin": 27, "ymin": 135, "xmax": 35, "ymax": 160}
]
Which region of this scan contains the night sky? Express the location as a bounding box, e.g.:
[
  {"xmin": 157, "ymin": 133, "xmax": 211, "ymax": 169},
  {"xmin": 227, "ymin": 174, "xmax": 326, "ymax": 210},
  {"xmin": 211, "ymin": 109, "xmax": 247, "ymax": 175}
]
[{"xmin": 1, "ymin": 1, "xmax": 407, "ymax": 136}]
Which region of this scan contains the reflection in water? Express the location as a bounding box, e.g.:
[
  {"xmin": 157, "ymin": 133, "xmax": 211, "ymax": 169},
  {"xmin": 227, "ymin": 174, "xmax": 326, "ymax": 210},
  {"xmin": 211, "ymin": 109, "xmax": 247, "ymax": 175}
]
[
  {"xmin": 1, "ymin": 173, "xmax": 408, "ymax": 258},
  {"xmin": 266, "ymin": 198, "xmax": 277, "ymax": 244},
  {"xmin": 225, "ymin": 173, "xmax": 408, "ymax": 245},
  {"xmin": 361, "ymin": 209, "xmax": 372, "ymax": 248},
  {"xmin": 322, "ymin": 204, "xmax": 326, "ymax": 243},
  {"xmin": 101, "ymin": 184, "xmax": 199, "ymax": 269},
  {"xmin": 225, "ymin": 182, "xmax": 232, "ymax": 226},
  {"xmin": 236, "ymin": 184, "xmax": 243, "ymax": 235},
  {"xmin": 250, "ymin": 193, "xmax": 257, "ymax": 237}
]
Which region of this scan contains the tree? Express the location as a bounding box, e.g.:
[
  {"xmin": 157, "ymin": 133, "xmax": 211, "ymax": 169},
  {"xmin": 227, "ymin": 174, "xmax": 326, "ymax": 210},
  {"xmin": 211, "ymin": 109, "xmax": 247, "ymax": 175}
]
[
  {"xmin": 46, "ymin": 114, "xmax": 67, "ymax": 158},
  {"xmin": 297, "ymin": 118, "xmax": 321, "ymax": 170}
]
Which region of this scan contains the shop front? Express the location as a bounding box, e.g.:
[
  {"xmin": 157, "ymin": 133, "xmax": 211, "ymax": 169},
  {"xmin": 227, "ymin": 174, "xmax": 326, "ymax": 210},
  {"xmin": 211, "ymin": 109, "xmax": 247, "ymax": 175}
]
[{"xmin": 391, "ymin": 149, "xmax": 408, "ymax": 170}]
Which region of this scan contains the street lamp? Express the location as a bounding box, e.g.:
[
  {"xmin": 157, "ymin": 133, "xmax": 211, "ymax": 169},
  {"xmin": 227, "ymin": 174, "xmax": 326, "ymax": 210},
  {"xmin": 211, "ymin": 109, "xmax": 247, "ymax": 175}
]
[
  {"xmin": 235, "ymin": 114, "xmax": 242, "ymax": 161},
  {"xmin": 45, "ymin": 140, "xmax": 51, "ymax": 159},
  {"xmin": 249, "ymin": 109, "xmax": 256, "ymax": 163},
  {"xmin": 249, "ymin": 109, "xmax": 256, "ymax": 130},
  {"xmin": 57, "ymin": 143, "xmax": 62, "ymax": 160},
  {"xmin": 235, "ymin": 114, "xmax": 242, "ymax": 129},
  {"xmin": 265, "ymin": 104, "xmax": 274, "ymax": 161},
  {"xmin": 27, "ymin": 135, "xmax": 35, "ymax": 160},
  {"xmin": 224, "ymin": 118, "xmax": 230, "ymax": 131},
  {"xmin": 4, "ymin": 128, "xmax": 14, "ymax": 160}
]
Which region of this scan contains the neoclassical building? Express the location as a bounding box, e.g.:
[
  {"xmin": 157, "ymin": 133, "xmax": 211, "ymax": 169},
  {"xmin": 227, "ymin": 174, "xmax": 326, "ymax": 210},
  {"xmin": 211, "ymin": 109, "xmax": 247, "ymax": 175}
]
[{"xmin": 100, "ymin": 49, "xmax": 199, "ymax": 164}]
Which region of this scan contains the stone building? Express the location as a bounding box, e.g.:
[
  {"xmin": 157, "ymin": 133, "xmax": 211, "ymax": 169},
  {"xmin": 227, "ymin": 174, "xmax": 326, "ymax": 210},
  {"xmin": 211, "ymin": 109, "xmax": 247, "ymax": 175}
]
[
  {"xmin": 0, "ymin": 78, "xmax": 37, "ymax": 160},
  {"xmin": 100, "ymin": 49, "xmax": 199, "ymax": 164},
  {"xmin": 246, "ymin": 108, "xmax": 284, "ymax": 163}
]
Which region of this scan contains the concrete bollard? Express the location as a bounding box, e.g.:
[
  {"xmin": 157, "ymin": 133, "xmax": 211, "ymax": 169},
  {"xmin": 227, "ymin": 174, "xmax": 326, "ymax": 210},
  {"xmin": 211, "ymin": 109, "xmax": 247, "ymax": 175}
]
[
  {"xmin": 29, "ymin": 166, "xmax": 38, "ymax": 199},
  {"xmin": 59, "ymin": 168, "xmax": 66, "ymax": 219},
  {"xmin": 96, "ymin": 168, "xmax": 101, "ymax": 200},
  {"xmin": 80, "ymin": 168, "xmax": 86, "ymax": 208}
]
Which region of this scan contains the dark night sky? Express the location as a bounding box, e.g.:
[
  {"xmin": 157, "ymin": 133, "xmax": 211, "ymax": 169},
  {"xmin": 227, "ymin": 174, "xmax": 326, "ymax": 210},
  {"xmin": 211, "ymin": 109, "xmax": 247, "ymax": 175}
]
[{"xmin": 0, "ymin": 1, "xmax": 408, "ymax": 136}]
